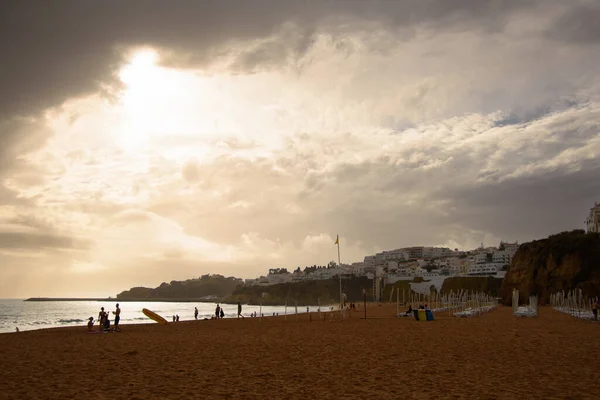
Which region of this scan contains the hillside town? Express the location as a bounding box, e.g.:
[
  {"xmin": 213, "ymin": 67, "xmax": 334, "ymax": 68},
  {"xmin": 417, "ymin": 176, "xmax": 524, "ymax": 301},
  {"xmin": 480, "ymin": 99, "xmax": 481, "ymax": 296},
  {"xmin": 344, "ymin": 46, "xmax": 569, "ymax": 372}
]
[{"xmin": 245, "ymin": 241, "xmax": 520, "ymax": 287}]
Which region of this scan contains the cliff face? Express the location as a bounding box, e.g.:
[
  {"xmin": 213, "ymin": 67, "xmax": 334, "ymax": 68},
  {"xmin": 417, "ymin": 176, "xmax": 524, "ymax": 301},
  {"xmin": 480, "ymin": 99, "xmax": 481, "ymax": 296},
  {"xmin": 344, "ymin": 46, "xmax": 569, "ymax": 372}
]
[
  {"xmin": 441, "ymin": 277, "xmax": 503, "ymax": 296},
  {"xmin": 499, "ymin": 230, "xmax": 600, "ymax": 304},
  {"xmin": 224, "ymin": 277, "xmax": 375, "ymax": 305}
]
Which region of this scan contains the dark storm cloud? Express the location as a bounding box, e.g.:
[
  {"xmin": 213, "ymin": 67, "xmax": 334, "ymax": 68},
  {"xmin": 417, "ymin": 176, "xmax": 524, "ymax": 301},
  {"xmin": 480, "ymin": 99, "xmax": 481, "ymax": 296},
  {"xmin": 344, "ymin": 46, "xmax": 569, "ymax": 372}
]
[
  {"xmin": 0, "ymin": 232, "xmax": 90, "ymax": 250},
  {"xmin": 547, "ymin": 2, "xmax": 600, "ymax": 44},
  {"xmin": 440, "ymin": 162, "xmax": 600, "ymax": 241},
  {"xmin": 0, "ymin": 0, "xmax": 547, "ymax": 119},
  {"xmin": 0, "ymin": 212, "xmax": 92, "ymax": 251}
]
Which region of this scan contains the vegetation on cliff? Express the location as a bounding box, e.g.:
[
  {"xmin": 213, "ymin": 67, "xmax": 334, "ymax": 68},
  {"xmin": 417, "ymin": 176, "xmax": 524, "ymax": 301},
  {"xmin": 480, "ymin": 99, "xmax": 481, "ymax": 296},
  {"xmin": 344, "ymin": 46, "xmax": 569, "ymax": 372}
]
[
  {"xmin": 116, "ymin": 274, "xmax": 243, "ymax": 300},
  {"xmin": 223, "ymin": 277, "xmax": 376, "ymax": 305},
  {"xmin": 499, "ymin": 230, "xmax": 600, "ymax": 304},
  {"xmin": 441, "ymin": 277, "xmax": 503, "ymax": 296}
]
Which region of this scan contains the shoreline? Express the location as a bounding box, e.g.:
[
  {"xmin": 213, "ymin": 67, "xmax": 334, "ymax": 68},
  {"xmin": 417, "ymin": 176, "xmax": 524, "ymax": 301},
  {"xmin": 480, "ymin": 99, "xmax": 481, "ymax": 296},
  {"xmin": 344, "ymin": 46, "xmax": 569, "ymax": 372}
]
[
  {"xmin": 23, "ymin": 297, "xmax": 331, "ymax": 307},
  {"xmin": 24, "ymin": 297, "xmax": 220, "ymax": 302},
  {"xmin": 1, "ymin": 306, "xmax": 344, "ymax": 335}
]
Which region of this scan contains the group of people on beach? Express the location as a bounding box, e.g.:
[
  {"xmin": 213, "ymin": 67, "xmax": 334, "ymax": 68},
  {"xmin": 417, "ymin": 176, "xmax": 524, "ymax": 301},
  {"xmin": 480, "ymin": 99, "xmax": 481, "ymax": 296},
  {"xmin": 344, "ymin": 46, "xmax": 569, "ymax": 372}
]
[
  {"xmin": 82, "ymin": 298, "xmax": 600, "ymax": 332},
  {"xmin": 398, "ymin": 303, "xmax": 430, "ymax": 317},
  {"xmin": 188, "ymin": 301, "xmax": 246, "ymax": 321},
  {"xmin": 214, "ymin": 304, "xmax": 225, "ymax": 319},
  {"xmin": 88, "ymin": 303, "xmax": 120, "ymax": 332}
]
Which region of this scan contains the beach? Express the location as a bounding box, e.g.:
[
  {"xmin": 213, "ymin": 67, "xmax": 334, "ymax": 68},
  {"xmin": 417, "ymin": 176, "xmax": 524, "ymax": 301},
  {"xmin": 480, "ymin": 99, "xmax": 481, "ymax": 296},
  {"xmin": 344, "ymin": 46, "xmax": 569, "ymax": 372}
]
[{"xmin": 1, "ymin": 305, "xmax": 599, "ymax": 399}]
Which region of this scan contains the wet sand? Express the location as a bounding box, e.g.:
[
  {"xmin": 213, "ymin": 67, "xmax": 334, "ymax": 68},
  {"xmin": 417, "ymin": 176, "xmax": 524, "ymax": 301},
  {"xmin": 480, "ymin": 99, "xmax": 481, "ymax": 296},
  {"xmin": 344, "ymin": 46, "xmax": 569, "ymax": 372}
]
[{"xmin": 1, "ymin": 305, "xmax": 599, "ymax": 399}]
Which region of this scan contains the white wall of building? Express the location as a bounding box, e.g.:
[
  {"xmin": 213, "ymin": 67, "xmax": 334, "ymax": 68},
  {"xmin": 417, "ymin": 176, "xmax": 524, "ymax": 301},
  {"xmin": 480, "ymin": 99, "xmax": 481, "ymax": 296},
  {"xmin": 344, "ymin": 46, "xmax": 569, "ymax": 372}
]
[
  {"xmin": 467, "ymin": 263, "xmax": 504, "ymax": 275},
  {"xmin": 586, "ymin": 202, "xmax": 600, "ymax": 233}
]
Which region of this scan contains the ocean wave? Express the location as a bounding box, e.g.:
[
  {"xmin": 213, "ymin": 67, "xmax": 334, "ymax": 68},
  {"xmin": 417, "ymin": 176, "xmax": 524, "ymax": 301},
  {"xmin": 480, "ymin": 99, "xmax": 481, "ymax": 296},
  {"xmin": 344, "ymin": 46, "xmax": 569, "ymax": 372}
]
[{"xmin": 57, "ymin": 319, "xmax": 84, "ymax": 324}]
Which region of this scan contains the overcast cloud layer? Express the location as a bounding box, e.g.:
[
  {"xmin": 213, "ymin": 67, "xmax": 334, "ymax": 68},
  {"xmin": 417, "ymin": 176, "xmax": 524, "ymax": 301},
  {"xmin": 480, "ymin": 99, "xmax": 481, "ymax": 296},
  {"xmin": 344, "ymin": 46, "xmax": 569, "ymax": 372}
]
[{"xmin": 1, "ymin": 0, "xmax": 599, "ymax": 297}]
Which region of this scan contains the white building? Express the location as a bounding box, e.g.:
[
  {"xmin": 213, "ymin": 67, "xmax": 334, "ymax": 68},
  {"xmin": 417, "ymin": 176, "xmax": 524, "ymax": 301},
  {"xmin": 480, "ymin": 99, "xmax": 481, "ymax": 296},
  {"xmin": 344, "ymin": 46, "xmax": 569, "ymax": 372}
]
[
  {"xmin": 372, "ymin": 249, "xmax": 410, "ymax": 262},
  {"xmin": 492, "ymin": 250, "xmax": 512, "ymax": 264},
  {"xmin": 392, "ymin": 267, "xmax": 416, "ymax": 277},
  {"xmin": 446, "ymin": 256, "xmax": 467, "ymax": 273},
  {"xmin": 586, "ymin": 201, "xmax": 600, "ymax": 233},
  {"xmin": 254, "ymin": 276, "xmax": 270, "ymax": 286},
  {"xmin": 266, "ymin": 272, "xmax": 293, "ymax": 285},
  {"xmin": 350, "ymin": 262, "xmax": 366, "ymax": 275},
  {"xmin": 364, "ymin": 255, "xmax": 376, "ymax": 266},
  {"xmin": 501, "ymin": 241, "xmax": 519, "ymax": 253},
  {"xmin": 473, "ymin": 253, "xmax": 488, "ymax": 264},
  {"xmin": 422, "ymin": 247, "xmax": 453, "ymax": 259},
  {"xmin": 307, "ymin": 268, "xmax": 343, "ymax": 280},
  {"xmin": 467, "ymin": 263, "xmax": 503, "ymax": 276}
]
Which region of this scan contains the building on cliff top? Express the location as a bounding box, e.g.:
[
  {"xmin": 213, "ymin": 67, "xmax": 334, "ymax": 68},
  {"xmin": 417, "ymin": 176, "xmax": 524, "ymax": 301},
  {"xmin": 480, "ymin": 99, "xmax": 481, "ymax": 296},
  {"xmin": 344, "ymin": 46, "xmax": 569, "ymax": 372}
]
[{"xmin": 585, "ymin": 202, "xmax": 600, "ymax": 233}]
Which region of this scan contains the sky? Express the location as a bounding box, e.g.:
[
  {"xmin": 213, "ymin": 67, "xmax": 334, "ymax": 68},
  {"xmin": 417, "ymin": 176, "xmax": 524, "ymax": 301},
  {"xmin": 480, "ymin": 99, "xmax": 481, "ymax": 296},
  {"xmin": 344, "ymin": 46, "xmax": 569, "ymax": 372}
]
[{"xmin": 1, "ymin": 0, "xmax": 599, "ymax": 298}]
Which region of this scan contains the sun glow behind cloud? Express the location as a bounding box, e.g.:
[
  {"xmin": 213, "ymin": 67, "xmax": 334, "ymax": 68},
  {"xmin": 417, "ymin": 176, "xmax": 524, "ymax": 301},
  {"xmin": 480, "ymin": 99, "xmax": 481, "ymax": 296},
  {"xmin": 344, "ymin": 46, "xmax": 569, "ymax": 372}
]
[{"xmin": 114, "ymin": 48, "xmax": 292, "ymax": 161}]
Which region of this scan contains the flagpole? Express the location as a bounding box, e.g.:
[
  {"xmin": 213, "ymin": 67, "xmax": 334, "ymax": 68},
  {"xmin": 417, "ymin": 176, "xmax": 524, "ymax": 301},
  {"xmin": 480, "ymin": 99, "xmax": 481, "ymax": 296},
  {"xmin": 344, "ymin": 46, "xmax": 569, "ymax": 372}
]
[{"xmin": 337, "ymin": 235, "xmax": 342, "ymax": 320}]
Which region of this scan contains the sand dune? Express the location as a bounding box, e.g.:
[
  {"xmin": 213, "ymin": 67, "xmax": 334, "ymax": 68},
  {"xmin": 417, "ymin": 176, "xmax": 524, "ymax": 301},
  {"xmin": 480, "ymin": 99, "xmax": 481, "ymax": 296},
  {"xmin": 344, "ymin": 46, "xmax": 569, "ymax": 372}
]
[{"xmin": 1, "ymin": 305, "xmax": 599, "ymax": 399}]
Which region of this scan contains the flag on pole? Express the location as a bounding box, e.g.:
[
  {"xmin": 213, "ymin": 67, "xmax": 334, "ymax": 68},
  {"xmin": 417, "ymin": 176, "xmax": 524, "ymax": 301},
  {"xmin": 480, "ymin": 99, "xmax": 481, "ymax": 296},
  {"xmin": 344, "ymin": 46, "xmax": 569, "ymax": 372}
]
[{"xmin": 335, "ymin": 234, "xmax": 342, "ymax": 320}]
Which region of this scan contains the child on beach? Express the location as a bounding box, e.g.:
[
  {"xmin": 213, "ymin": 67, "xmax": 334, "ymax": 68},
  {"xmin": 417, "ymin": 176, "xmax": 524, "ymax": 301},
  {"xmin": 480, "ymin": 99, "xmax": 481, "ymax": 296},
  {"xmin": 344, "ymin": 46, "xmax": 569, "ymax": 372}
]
[{"xmin": 87, "ymin": 317, "xmax": 94, "ymax": 331}]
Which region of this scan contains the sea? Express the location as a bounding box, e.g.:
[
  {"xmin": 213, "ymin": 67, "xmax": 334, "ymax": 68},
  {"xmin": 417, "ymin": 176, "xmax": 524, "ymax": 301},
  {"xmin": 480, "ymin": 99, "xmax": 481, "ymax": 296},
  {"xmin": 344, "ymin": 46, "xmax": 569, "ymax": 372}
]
[{"xmin": 0, "ymin": 299, "xmax": 316, "ymax": 334}]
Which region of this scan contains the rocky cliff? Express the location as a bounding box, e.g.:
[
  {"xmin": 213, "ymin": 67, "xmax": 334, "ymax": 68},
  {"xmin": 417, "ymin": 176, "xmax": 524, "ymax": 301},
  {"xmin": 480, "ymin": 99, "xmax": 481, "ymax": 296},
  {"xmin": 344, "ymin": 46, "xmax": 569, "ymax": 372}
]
[
  {"xmin": 499, "ymin": 230, "xmax": 600, "ymax": 304},
  {"xmin": 441, "ymin": 276, "xmax": 503, "ymax": 296},
  {"xmin": 223, "ymin": 277, "xmax": 376, "ymax": 305}
]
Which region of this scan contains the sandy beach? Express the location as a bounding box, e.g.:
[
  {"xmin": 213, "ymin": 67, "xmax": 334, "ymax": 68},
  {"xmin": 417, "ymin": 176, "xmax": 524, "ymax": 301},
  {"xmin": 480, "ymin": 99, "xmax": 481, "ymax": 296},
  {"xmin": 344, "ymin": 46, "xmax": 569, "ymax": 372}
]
[{"xmin": 1, "ymin": 304, "xmax": 599, "ymax": 400}]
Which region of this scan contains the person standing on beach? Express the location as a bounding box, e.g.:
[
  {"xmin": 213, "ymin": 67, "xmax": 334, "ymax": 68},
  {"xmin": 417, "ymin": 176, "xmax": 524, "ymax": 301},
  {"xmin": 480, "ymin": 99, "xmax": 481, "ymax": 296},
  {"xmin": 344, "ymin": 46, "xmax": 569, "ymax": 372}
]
[
  {"xmin": 98, "ymin": 307, "xmax": 106, "ymax": 331},
  {"xmin": 112, "ymin": 303, "xmax": 121, "ymax": 332},
  {"xmin": 237, "ymin": 301, "xmax": 244, "ymax": 319},
  {"xmin": 220, "ymin": 307, "xmax": 224, "ymax": 319},
  {"xmin": 593, "ymin": 300, "xmax": 599, "ymax": 321},
  {"xmin": 215, "ymin": 304, "xmax": 221, "ymax": 319},
  {"xmin": 194, "ymin": 307, "xmax": 198, "ymax": 320}
]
